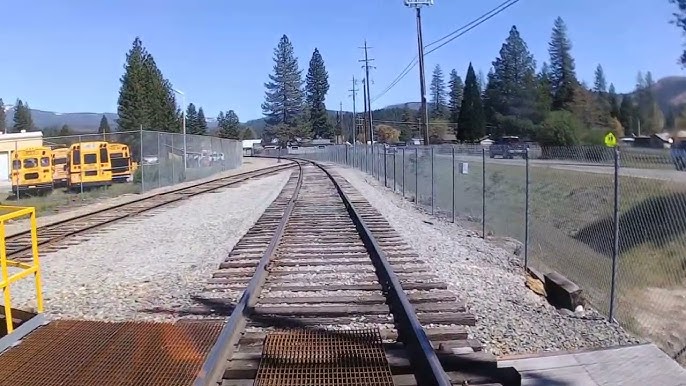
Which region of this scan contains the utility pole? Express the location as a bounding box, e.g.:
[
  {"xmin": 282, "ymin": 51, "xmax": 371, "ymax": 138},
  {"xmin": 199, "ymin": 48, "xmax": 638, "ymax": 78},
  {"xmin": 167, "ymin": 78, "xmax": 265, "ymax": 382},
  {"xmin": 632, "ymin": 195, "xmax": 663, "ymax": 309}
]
[
  {"xmin": 362, "ymin": 78, "xmax": 369, "ymax": 144},
  {"xmin": 404, "ymin": 0, "xmax": 433, "ymax": 146},
  {"xmin": 359, "ymin": 41, "xmax": 375, "ymax": 144},
  {"xmin": 349, "ymin": 76, "xmax": 359, "ymax": 144}
]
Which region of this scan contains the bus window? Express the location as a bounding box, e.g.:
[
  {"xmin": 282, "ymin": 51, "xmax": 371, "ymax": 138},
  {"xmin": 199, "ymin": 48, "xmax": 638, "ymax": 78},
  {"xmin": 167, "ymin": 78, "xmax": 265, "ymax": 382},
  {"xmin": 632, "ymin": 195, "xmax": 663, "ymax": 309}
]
[
  {"xmin": 54, "ymin": 158, "xmax": 67, "ymax": 165},
  {"xmin": 41, "ymin": 157, "xmax": 50, "ymax": 167},
  {"xmin": 23, "ymin": 158, "xmax": 38, "ymax": 168},
  {"xmin": 84, "ymin": 154, "xmax": 97, "ymax": 164},
  {"xmin": 12, "ymin": 160, "xmax": 21, "ymax": 170},
  {"xmin": 73, "ymin": 150, "xmax": 81, "ymax": 165},
  {"xmin": 99, "ymin": 148, "xmax": 109, "ymax": 163}
]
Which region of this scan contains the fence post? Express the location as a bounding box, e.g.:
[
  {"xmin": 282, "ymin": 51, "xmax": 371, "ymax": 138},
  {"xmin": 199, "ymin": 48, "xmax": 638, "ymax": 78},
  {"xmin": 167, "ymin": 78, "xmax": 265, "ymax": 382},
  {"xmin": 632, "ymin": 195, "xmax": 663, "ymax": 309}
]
[
  {"xmin": 157, "ymin": 132, "xmax": 161, "ymax": 188},
  {"xmin": 140, "ymin": 126, "xmax": 144, "ymax": 193},
  {"xmin": 171, "ymin": 135, "xmax": 175, "ymax": 184},
  {"xmin": 524, "ymin": 147, "xmax": 530, "ymax": 269},
  {"xmin": 482, "ymin": 148, "xmax": 486, "ymax": 239},
  {"xmin": 393, "ymin": 148, "xmax": 398, "ymax": 193},
  {"xmin": 415, "ymin": 147, "xmax": 419, "ymax": 206},
  {"xmin": 609, "ymin": 146, "xmax": 620, "ymax": 322},
  {"xmin": 79, "ymin": 135, "xmax": 84, "ymax": 196},
  {"xmin": 383, "ymin": 146, "xmax": 387, "ymax": 187},
  {"xmin": 452, "ymin": 146, "xmax": 455, "ymax": 223},
  {"xmin": 402, "ymin": 148, "xmax": 405, "ymax": 198},
  {"xmin": 431, "ymin": 146, "xmax": 435, "ymax": 215}
]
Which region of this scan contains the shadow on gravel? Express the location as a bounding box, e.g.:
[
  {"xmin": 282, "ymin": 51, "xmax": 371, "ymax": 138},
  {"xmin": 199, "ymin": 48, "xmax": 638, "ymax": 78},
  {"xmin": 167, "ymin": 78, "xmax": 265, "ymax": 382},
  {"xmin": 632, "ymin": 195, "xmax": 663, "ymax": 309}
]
[{"xmin": 140, "ymin": 296, "xmax": 572, "ymax": 386}]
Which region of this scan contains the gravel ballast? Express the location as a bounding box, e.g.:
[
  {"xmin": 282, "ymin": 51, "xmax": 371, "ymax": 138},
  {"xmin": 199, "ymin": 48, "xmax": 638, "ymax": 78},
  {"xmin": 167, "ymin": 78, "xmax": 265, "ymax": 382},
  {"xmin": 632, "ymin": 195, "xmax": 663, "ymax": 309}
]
[
  {"xmin": 10, "ymin": 171, "xmax": 292, "ymax": 322},
  {"xmin": 333, "ymin": 166, "xmax": 642, "ymax": 357}
]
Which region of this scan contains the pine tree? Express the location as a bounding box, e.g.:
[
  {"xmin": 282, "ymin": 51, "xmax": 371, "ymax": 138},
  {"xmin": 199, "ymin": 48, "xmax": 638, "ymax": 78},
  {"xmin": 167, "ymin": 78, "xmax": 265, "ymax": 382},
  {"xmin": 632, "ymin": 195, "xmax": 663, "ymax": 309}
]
[
  {"xmin": 13, "ymin": 99, "xmax": 34, "ymax": 132},
  {"xmin": 262, "ymin": 35, "xmax": 305, "ymax": 129},
  {"xmin": 483, "ymin": 25, "xmax": 539, "ymax": 129},
  {"xmin": 457, "ymin": 63, "xmax": 485, "ymax": 141},
  {"xmin": 0, "ymin": 99, "xmax": 6, "ymax": 133},
  {"xmin": 400, "ymin": 104, "xmax": 415, "ymax": 142},
  {"xmin": 447, "ymin": 70, "xmax": 464, "ymax": 124},
  {"xmin": 117, "ymin": 37, "xmax": 179, "ymax": 133},
  {"xmin": 98, "ymin": 115, "xmax": 111, "ymax": 134},
  {"xmin": 593, "ymin": 64, "xmax": 607, "ymax": 94},
  {"xmin": 59, "ymin": 124, "xmax": 72, "ymax": 136},
  {"xmin": 195, "ymin": 107, "xmax": 208, "ymax": 135},
  {"xmin": 429, "ymin": 64, "xmax": 447, "ymax": 118},
  {"xmin": 305, "ymin": 48, "xmax": 331, "ymax": 138},
  {"xmin": 185, "ymin": 103, "xmax": 199, "ymax": 135},
  {"xmin": 671, "ymin": 0, "xmax": 686, "ymax": 65},
  {"xmin": 241, "ymin": 127, "xmax": 256, "ymax": 140},
  {"xmin": 608, "ymin": 83, "xmax": 620, "ymax": 118},
  {"xmin": 536, "ymin": 63, "xmax": 553, "ymax": 117},
  {"xmin": 218, "ymin": 110, "xmax": 241, "ymax": 139},
  {"xmin": 619, "ymin": 95, "xmax": 636, "ymax": 134},
  {"xmin": 548, "ymin": 17, "xmax": 578, "ymax": 110}
]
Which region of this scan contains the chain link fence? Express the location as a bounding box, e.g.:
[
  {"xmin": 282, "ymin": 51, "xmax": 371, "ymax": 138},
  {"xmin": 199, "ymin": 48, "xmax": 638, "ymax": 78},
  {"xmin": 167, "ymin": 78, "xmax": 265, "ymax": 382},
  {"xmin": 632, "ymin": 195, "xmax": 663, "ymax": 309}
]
[
  {"xmin": 3, "ymin": 130, "xmax": 242, "ymax": 214},
  {"xmin": 300, "ymin": 143, "xmax": 686, "ymax": 365}
]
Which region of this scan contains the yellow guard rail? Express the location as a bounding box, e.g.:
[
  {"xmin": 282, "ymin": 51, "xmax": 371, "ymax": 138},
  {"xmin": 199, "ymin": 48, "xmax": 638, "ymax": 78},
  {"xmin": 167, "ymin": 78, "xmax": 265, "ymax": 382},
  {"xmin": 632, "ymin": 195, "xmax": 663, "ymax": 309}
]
[{"xmin": 0, "ymin": 206, "xmax": 43, "ymax": 333}]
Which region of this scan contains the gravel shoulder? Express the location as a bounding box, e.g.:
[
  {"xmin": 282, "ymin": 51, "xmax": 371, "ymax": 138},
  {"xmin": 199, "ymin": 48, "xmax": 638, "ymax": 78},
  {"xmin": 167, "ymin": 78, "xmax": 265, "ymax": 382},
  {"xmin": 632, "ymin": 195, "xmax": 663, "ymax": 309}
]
[
  {"xmin": 10, "ymin": 170, "xmax": 292, "ymax": 322},
  {"xmin": 332, "ymin": 165, "xmax": 643, "ymax": 357}
]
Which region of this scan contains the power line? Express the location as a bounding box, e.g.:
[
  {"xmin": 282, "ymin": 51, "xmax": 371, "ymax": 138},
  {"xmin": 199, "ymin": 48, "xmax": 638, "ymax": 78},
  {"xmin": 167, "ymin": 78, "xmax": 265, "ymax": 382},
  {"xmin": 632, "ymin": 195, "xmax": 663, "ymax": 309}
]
[{"xmin": 370, "ymin": 0, "xmax": 521, "ymax": 103}]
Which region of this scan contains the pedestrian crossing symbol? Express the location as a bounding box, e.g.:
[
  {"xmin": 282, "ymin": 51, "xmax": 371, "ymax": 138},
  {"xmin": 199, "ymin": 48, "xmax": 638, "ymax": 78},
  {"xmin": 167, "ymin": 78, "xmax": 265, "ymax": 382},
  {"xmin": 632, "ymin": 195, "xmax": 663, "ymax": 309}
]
[{"xmin": 604, "ymin": 132, "xmax": 617, "ymax": 148}]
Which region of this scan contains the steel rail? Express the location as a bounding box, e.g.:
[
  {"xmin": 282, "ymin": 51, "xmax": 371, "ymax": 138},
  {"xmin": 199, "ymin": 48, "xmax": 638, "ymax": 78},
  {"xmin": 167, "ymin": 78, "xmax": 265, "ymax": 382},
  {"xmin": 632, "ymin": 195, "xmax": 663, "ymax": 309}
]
[
  {"xmin": 6, "ymin": 162, "xmax": 297, "ymax": 259},
  {"xmin": 193, "ymin": 161, "xmax": 304, "ymax": 386},
  {"xmin": 307, "ymin": 158, "xmax": 452, "ymax": 386}
]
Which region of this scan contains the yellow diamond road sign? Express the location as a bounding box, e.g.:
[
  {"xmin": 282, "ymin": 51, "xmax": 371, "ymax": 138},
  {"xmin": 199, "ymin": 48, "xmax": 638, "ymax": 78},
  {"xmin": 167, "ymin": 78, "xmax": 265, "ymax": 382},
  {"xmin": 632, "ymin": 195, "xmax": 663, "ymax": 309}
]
[{"xmin": 604, "ymin": 132, "xmax": 617, "ymax": 147}]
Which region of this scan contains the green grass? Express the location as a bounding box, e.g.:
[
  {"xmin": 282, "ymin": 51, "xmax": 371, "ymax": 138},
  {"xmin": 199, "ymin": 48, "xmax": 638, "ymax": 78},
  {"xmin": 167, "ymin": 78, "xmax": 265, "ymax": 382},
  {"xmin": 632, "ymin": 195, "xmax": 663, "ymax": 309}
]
[{"xmin": 1, "ymin": 183, "xmax": 140, "ymax": 217}]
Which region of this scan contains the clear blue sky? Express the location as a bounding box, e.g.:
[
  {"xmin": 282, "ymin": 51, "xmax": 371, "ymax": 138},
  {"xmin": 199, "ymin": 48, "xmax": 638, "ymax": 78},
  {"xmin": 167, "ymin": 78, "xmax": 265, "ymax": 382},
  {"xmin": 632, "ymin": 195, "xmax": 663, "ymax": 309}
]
[{"xmin": 0, "ymin": 0, "xmax": 684, "ymax": 121}]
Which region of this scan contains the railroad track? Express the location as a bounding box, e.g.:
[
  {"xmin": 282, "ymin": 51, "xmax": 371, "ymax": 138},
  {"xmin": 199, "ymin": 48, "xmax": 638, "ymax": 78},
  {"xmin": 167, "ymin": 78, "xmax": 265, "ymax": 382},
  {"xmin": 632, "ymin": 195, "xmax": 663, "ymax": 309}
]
[
  {"xmin": 185, "ymin": 160, "xmax": 519, "ymax": 386},
  {"xmin": 4, "ymin": 162, "xmax": 296, "ymax": 261}
]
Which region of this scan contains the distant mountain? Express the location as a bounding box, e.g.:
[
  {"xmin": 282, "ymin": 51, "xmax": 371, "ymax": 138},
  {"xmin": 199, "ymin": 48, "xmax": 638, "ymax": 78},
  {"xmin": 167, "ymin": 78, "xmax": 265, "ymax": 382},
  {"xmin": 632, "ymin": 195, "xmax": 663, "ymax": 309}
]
[
  {"xmin": 2, "ymin": 106, "xmax": 219, "ymax": 134},
  {"xmin": 632, "ymin": 76, "xmax": 686, "ymax": 113}
]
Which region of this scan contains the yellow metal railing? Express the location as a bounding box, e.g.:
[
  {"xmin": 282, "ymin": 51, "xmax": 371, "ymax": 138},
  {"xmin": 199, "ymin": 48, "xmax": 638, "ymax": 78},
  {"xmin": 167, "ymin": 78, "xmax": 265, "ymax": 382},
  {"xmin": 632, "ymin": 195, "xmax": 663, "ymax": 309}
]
[{"xmin": 0, "ymin": 206, "xmax": 43, "ymax": 333}]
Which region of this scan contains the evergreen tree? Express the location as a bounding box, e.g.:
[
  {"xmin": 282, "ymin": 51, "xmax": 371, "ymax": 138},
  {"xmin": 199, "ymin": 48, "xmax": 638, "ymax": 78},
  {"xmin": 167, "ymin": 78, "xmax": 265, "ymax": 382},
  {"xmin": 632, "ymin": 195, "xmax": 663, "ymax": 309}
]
[
  {"xmin": 195, "ymin": 107, "xmax": 208, "ymax": 135},
  {"xmin": 548, "ymin": 17, "xmax": 578, "ymax": 110},
  {"xmin": 483, "ymin": 25, "xmax": 539, "ymax": 131},
  {"xmin": 13, "ymin": 99, "xmax": 34, "ymax": 132},
  {"xmin": 59, "ymin": 124, "xmax": 72, "ymax": 136},
  {"xmin": 185, "ymin": 103, "xmax": 199, "ymax": 134},
  {"xmin": 608, "ymin": 83, "xmax": 620, "ymax": 118},
  {"xmin": 536, "ymin": 63, "xmax": 553, "ymax": 116},
  {"xmin": 262, "ymin": 35, "xmax": 305, "ymax": 128},
  {"xmin": 241, "ymin": 127, "xmax": 256, "ymax": 140},
  {"xmin": 305, "ymin": 48, "xmax": 331, "ymax": 138},
  {"xmin": 671, "ymin": 0, "xmax": 686, "ymax": 65},
  {"xmin": 400, "ymin": 103, "xmax": 415, "ymax": 142},
  {"xmin": 593, "ymin": 64, "xmax": 607, "ymax": 94},
  {"xmin": 619, "ymin": 95, "xmax": 636, "ymax": 134},
  {"xmin": 218, "ymin": 110, "xmax": 241, "ymax": 139},
  {"xmin": 0, "ymin": 99, "xmax": 6, "ymax": 133},
  {"xmin": 429, "ymin": 64, "xmax": 447, "ymax": 118},
  {"xmin": 98, "ymin": 115, "xmax": 111, "ymax": 134},
  {"xmin": 447, "ymin": 69, "xmax": 464, "ymax": 124},
  {"xmin": 457, "ymin": 63, "xmax": 485, "ymax": 141},
  {"xmin": 117, "ymin": 37, "xmax": 179, "ymax": 133}
]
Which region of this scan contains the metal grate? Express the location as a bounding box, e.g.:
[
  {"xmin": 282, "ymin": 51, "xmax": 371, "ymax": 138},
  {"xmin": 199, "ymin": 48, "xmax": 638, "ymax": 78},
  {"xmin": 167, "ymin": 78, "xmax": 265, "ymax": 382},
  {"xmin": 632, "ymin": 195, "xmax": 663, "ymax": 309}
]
[
  {"xmin": 0, "ymin": 319, "xmax": 223, "ymax": 386},
  {"xmin": 254, "ymin": 328, "xmax": 395, "ymax": 386}
]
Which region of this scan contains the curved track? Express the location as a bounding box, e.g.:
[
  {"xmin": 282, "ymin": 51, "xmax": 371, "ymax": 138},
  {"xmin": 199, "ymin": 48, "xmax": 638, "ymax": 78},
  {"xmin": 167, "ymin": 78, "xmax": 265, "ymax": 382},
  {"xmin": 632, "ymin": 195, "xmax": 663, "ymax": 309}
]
[
  {"xmin": 189, "ymin": 160, "xmax": 517, "ymax": 386},
  {"xmin": 4, "ymin": 163, "xmax": 296, "ymax": 261}
]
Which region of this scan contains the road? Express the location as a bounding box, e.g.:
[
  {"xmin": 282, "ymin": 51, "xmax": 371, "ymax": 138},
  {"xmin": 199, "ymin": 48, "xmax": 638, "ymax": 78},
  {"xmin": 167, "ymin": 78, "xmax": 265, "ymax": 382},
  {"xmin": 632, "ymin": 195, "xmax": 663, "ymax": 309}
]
[{"xmin": 426, "ymin": 153, "xmax": 686, "ymax": 183}]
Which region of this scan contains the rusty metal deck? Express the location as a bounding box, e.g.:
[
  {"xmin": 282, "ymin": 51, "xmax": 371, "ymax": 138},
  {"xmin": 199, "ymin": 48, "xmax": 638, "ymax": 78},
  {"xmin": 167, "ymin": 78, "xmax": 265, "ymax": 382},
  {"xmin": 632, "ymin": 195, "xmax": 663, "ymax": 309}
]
[
  {"xmin": 254, "ymin": 328, "xmax": 395, "ymax": 386},
  {"xmin": 0, "ymin": 319, "xmax": 223, "ymax": 386}
]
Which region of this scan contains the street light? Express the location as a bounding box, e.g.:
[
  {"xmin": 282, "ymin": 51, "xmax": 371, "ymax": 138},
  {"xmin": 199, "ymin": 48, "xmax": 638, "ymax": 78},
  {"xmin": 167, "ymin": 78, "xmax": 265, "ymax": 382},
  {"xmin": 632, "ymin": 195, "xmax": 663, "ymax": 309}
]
[
  {"xmin": 404, "ymin": 0, "xmax": 433, "ymax": 146},
  {"xmin": 173, "ymin": 88, "xmax": 187, "ymax": 172}
]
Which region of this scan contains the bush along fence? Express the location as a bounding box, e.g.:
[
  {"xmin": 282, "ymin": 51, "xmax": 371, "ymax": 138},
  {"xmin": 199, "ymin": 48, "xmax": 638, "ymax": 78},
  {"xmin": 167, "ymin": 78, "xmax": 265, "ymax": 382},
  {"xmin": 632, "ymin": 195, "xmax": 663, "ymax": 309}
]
[{"xmin": 301, "ymin": 143, "xmax": 686, "ymax": 364}]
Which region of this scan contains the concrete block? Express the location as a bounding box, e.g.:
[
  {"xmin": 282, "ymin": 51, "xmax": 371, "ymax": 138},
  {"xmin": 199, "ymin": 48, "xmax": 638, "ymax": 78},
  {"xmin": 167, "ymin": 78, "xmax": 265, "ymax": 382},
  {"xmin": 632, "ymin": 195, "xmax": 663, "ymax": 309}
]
[{"xmin": 544, "ymin": 271, "xmax": 583, "ymax": 311}]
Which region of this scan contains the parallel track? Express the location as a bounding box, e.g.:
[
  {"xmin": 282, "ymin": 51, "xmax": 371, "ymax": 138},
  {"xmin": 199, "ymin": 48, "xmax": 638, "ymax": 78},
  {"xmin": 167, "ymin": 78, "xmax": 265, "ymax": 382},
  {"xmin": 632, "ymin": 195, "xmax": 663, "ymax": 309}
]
[
  {"xmin": 189, "ymin": 160, "xmax": 518, "ymax": 386},
  {"xmin": 3, "ymin": 162, "xmax": 296, "ymax": 261}
]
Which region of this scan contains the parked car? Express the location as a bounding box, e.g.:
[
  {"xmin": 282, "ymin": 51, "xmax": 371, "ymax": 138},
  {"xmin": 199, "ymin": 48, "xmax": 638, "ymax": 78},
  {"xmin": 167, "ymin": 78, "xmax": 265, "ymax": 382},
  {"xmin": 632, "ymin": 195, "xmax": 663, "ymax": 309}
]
[{"xmin": 489, "ymin": 136, "xmax": 528, "ymax": 159}]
